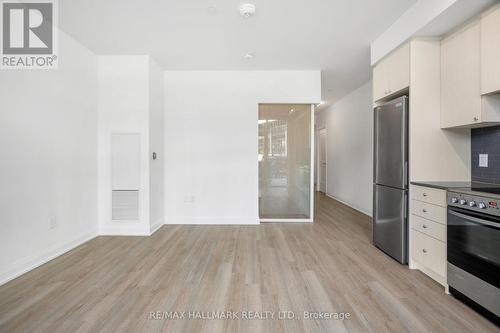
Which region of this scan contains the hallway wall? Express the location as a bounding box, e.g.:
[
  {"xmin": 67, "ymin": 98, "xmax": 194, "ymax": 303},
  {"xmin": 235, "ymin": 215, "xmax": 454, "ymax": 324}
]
[{"xmin": 315, "ymin": 81, "xmax": 373, "ymax": 216}]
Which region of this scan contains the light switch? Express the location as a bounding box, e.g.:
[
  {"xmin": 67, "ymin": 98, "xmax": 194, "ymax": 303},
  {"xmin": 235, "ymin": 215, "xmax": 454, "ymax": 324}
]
[{"xmin": 479, "ymin": 154, "xmax": 488, "ymax": 168}]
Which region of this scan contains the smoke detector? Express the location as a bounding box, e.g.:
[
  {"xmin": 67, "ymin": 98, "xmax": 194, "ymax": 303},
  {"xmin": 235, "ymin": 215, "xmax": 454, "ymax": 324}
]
[
  {"xmin": 207, "ymin": 6, "xmax": 217, "ymax": 15},
  {"xmin": 239, "ymin": 3, "xmax": 256, "ymax": 18}
]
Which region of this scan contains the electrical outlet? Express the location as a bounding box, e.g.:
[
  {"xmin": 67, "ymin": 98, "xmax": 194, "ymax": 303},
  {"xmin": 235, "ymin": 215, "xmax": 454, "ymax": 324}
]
[
  {"xmin": 49, "ymin": 216, "xmax": 57, "ymax": 229},
  {"xmin": 479, "ymin": 154, "xmax": 488, "ymax": 168}
]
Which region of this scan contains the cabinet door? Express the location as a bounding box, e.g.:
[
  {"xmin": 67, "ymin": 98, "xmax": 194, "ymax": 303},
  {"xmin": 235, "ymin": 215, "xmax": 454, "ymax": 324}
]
[
  {"xmin": 373, "ymin": 60, "xmax": 388, "ymax": 102},
  {"xmin": 441, "ymin": 20, "xmax": 481, "ymax": 128},
  {"xmin": 387, "ymin": 43, "xmax": 410, "ymax": 95},
  {"xmin": 372, "ymin": 43, "xmax": 410, "ymax": 102},
  {"xmin": 411, "ymin": 229, "xmax": 446, "ymax": 277},
  {"xmin": 481, "ymin": 5, "xmax": 500, "ymax": 95}
]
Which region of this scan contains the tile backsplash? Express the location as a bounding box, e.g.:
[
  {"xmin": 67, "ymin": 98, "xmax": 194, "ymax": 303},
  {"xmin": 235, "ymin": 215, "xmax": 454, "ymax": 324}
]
[{"xmin": 471, "ymin": 125, "xmax": 500, "ymax": 184}]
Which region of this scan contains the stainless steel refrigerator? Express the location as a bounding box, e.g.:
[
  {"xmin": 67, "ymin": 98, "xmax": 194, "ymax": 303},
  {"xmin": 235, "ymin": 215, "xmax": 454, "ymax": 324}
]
[{"xmin": 373, "ymin": 96, "xmax": 408, "ymax": 264}]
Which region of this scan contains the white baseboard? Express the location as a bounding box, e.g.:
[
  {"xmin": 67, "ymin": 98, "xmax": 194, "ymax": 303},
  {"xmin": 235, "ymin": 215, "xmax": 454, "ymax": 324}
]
[
  {"xmin": 325, "ymin": 193, "xmax": 372, "ymax": 218},
  {"xmin": 260, "ymin": 218, "xmax": 313, "ymax": 223},
  {"xmin": 0, "ymin": 230, "xmax": 97, "ymax": 286},
  {"xmin": 99, "ymin": 221, "xmax": 151, "ymax": 236},
  {"xmin": 150, "ymin": 218, "xmax": 164, "ymax": 235},
  {"xmin": 99, "ymin": 228, "xmax": 151, "ymax": 236},
  {"xmin": 164, "ymin": 216, "xmax": 259, "ymax": 225}
]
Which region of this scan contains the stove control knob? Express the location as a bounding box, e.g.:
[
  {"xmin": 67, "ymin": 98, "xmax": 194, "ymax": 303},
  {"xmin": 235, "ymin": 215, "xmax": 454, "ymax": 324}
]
[
  {"xmin": 478, "ymin": 202, "xmax": 487, "ymax": 209},
  {"xmin": 460, "ymin": 199, "xmax": 467, "ymax": 205},
  {"xmin": 451, "ymin": 197, "xmax": 458, "ymax": 204},
  {"xmin": 469, "ymin": 201, "xmax": 476, "ymax": 207}
]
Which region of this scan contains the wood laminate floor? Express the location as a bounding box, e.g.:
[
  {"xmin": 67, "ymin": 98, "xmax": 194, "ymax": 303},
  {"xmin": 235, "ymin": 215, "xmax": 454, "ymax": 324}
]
[{"xmin": 0, "ymin": 193, "xmax": 498, "ymax": 332}]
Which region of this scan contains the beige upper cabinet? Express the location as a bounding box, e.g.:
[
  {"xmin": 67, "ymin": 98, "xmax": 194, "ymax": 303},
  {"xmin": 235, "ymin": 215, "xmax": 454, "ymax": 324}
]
[
  {"xmin": 441, "ymin": 16, "xmax": 500, "ymax": 129},
  {"xmin": 441, "ymin": 20, "xmax": 482, "ymax": 128},
  {"xmin": 373, "ymin": 43, "xmax": 410, "ymax": 102},
  {"xmin": 373, "ymin": 60, "xmax": 388, "ymax": 102},
  {"xmin": 481, "ymin": 4, "xmax": 500, "ymax": 95}
]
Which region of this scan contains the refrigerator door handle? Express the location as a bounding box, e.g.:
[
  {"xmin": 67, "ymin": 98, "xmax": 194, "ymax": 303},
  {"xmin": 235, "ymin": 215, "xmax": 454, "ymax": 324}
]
[
  {"xmin": 402, "ymin": 96, "xmax": 408, "ymax": 188},
  {"xmin": 404, "ymin": 191, "xmax": 408, "ymax": 219},
  {"xmin": 373, "ymin": 107, "xmax": 379, "ymax": 184},
  {"xmin": 404, "ymin": 160, "xmax": 408, "ymax": 188}
]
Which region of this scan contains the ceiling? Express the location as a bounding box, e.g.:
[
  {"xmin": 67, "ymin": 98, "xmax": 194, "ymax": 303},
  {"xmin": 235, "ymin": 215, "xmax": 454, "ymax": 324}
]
[{"xmin": 59, "ymin": 0, "xmax": 416, "ymax": 107}]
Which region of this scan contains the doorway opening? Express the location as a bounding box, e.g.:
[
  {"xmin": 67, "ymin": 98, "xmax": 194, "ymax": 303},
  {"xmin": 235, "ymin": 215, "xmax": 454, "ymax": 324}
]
[{"xmin": 258, "ymin": 104, "xmax": 314, "ymax": 222}]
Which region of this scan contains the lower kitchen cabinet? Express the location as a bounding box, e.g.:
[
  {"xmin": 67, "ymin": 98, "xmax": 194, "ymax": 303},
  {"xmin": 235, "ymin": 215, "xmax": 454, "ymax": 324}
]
[
  {"xmin": 411, "ymin": 214, "xmax": 446, "ymax": 242},
  {"xmin": 409, "ymin": 185, "xmax": 447, "ymax": 287},
  {"xmin": 411, "ymin": 229, "xmax": 446, "ymax": 277}
]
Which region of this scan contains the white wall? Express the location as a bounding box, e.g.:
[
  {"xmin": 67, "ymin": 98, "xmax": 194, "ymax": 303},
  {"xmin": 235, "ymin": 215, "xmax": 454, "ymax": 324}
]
[
  {"xmin": 149, "ymin": 59, "xmax": 164, "ymax": 232},
  {"xmin": 97, "ymin": 56, "xmax": 151, "ymax": 235},
  {"xmin": 163, "ymin": 71, "xmax": 321, "ymax": 224},
  {"xmin": 0, "ymin": 31, "xmax": 98, "ymax": 285},
  {"xmin": 316, "ymin": 81, "xmax": 373, "ymax": 216}
]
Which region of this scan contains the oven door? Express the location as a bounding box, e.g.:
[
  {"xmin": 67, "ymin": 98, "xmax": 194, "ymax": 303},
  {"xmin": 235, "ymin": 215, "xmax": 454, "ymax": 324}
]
[{"xmin": 448, "ymin": 207, "xmax": 500, "ymax": 289}]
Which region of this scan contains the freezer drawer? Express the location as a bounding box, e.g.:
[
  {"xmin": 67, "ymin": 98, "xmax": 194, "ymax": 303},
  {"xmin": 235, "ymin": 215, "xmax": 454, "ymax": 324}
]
[{"xmin": 373, "ymin": 184, "xmax": 408, "ymax": 264}]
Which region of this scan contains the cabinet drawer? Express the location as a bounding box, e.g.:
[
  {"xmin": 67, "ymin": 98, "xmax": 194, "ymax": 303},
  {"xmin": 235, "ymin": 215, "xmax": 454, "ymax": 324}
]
[
  {"xmin": 410, "ymin": 200, "xmax": 446, "ymax": 224},
  {"xmin": 410, "ymin": 185, "xmax": 446, "ymax": 206},
  {"xmin": 411, "ymin": 230, "xmax": 446, "ymax": 277},
  {"xmin": 411, "ymin": 215, "xmax": 446, "ymax": 241}
]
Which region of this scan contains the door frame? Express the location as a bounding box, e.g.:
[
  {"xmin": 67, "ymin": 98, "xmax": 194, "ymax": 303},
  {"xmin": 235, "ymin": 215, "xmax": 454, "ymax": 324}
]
[
  {"xmin": 259, "ymin": 104, "xmax": 315, "ymax": 223},
  {"xmin": 316, "ymin": 127, "xmax": 327, "ymax": 193}
]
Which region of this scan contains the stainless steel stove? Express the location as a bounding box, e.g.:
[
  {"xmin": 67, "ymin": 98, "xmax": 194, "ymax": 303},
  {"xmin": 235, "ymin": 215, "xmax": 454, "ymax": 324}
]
[
  {"xmin": 447, "ymin": 188, "xmax": 500, "ymax": 324},
  {"xmin": 448, "ymin": 189, "xmax": 500, "ymax": 215}
]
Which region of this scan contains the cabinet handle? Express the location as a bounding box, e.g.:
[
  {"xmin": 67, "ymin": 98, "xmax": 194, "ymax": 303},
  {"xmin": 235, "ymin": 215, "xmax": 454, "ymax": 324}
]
[
  {"xmin": 422, "ymin": 209, "xmax": 427, "ymax": 213},
  {"xmin": 473, "ymin": 117, "xmax": 479, "ymax": 121},
  {"xmin": 422, "ymin": 249, "xmax": 428, "ymax": 254},
  {"xmin": 422, "ymin": 225, "xmax": 428, "ymax": 229},
  {"xmin": 422, "ymin": 193, "xmax": 427, "ymax": 197}
]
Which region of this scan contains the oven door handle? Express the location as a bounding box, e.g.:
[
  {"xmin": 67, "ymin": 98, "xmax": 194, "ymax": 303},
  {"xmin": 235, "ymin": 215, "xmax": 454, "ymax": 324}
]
[{"xmin": 449, "ymin": 210, "xmax": 500, "ymax": 228}]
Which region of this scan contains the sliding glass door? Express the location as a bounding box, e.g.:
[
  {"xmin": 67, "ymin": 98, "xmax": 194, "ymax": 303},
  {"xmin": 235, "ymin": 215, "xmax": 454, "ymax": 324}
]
[{"xmin": 258, "ymin": 104, "xmax": 313, "ymax": 221}]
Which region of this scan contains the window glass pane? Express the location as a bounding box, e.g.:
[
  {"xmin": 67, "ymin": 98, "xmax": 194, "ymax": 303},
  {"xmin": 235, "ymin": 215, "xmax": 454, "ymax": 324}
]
[{"xmin": 259, "ymin": 104, "xmax": 311, "ymax": 219}]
